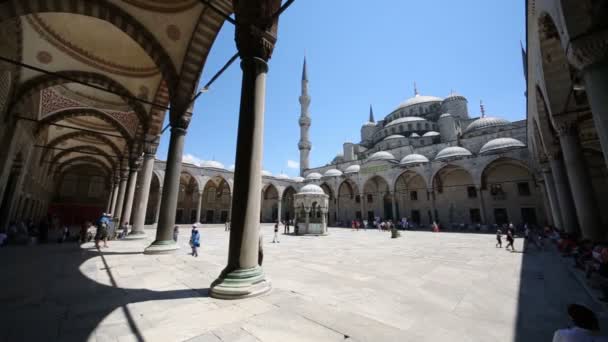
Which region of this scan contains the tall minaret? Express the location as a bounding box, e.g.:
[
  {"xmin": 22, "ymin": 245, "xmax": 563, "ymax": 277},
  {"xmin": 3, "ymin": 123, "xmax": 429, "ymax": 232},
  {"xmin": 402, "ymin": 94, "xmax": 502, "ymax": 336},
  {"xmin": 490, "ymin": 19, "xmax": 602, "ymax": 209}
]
[{"xmin": 298, "ymin": 57, "xmax": 311, "ymax": 176}]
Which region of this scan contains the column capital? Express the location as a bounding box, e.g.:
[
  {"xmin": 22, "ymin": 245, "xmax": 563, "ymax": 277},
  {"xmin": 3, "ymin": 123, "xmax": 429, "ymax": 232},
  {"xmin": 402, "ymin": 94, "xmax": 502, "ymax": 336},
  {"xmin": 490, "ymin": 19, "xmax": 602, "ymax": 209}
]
[
  {"xmin": 555, "ymin": 117, "xmax": 579, "ymax": 138},
  {"xmin": 143, "ymin": 134, "xmax": 161, "ymax": 156},
  {"xmin": 567, "ymin": 27, "xmax": 608, "ymax": 70},
  {"xmin": 119, "ymin": 169, "xmax": 129, "ymax": 180},
  {"xmin": 169, "ymin": 116, "xmax": 190, "ymax": 132},
  {"xmin": 234, "ymin": 0, "xmax": 281, "ymax": 61}
]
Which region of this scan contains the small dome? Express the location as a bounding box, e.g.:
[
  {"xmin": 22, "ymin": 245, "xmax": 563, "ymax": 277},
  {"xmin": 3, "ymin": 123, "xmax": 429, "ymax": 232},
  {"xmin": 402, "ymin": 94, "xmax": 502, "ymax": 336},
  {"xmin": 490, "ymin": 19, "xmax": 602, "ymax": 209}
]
[
  {"xmin": 400, "ymin": 154, "xmax": 429, "ymax": 166},
  {"xmin": 395, "ymin": 94, "xmax": 443, "ymax": 110},
  {"xmin": 479, "ymin": 138, "xmax": 526, "ymax": 155},
  {"xmin": 344, "ymin": 164, "xmax": 361, "ymax": 174},
  {"xmin": 305, "ymin": 172, "xmax": 322, "ymax": 180},
  {"xmin": 443, "ymin": 92, "xmax": 467, "ymax": 101},
  {"xmin": 368, "ymin": 151, "xmax": 396, "ymax": 161},
  {"xmin": 385, "ymin": 116, "xmax": 426, "ymax": 128},
  {"xmin": 324, "ymin": 169, "xmax": 343, "ymax": 177},
  {"xmin": 261, "ymin": 170, "xmax": 272, "ymax": 177},
  {"xmin": 200, "ymin": 160, "xmax": 225, "ymax": 169},
  {"xmin": 439, "ymin": 113, "xmax": 453, "ymax": 119},
  {"xmin": 423, "ymin": 131, "xmax": 440, "ymax": 137},
  {"xmin": 275, "ymin": 173, "xmax": 290, "ymax": 180},
  {"xmin": 292, "ymin": 176, "xmax": 305, "ymax": 182},
  {"xmin": 383, "ymin": 134, "xmax": 405, "ymax": 141},
  {"xmin": 464, "ymin": 117, "xmax": 510, "ymax": 133},
  {"xmin": 363, "ymin": 121, "xmax": 376, "ymax": 127},
  {"xmin": 410, "ymin": 133, "xmax": 420, "ymax": 138},
  {"xmin": 435, "ymin": 146, "xmax": 473, "ymax": 160},
  {"xmin": 299, "ymin": 184, "xmax": 325, "ymax": 195}
]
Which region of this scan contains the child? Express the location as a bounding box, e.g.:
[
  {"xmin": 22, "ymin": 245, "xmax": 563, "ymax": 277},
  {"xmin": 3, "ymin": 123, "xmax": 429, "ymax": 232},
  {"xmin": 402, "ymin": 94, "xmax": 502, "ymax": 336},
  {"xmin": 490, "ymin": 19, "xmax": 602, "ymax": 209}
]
[
  {"xmin": 496, "ymin": 228, "xmax": 502, "ymax": 248},
  {"xmin": 273, "ymin": 222, "xmax": 280, "ymax": 243}
]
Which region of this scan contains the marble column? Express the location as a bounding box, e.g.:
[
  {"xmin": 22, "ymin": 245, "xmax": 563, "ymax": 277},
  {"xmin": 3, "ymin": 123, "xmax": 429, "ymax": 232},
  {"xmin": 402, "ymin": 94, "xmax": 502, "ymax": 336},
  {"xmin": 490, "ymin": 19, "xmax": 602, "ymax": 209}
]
[
  {"xmin": 558, "ymin": 120, "xmax": 603, "ymax": 240},
  {"xmin": 128, "ymin": 151, "xmax": 156, "ymax": 239},
  {"xmin": 583, "ymin": 62, "xmax": 608, "ymax": 170},
  {"xmin": 277, "ymin": 197, "xmax": 282, "ymax": 224},
  {"xmin": 119, "ymin": 158, "xmax": 140, "ymax": 226},
  {"xmin": 145, "ymin": 121, "xmax": 187, "ymax": 254},
  {"xmin": 196, "ymin": 191, "xmax": 203, "ymax": 223},
  {"xmin": 542, "ymin": 169, "xmax": 563, "ymax": 229},
  {"xmin": 109, "ymin": 181, "xmax": 119, "ymax": 216},
  {"xmin": 390, "ymin": 192, "xmax": 397, "ymax": 221},
  {"xmin": 477, "ymin": 187, "xmax": 487, "ymax": 224},
  {"xmin": 105, "ymin": 185, "xmax": 114, "ymax": 213},
  {"xmin": 359, "ymin": 192, "xmax": 366, "ymax": 222},
  {"xmin": 549, "ymin": 157, "xmax": 578, "ymax": 233},
  {"xmin": 154, "ymin": 187, "xmax": 163, "ymax": 224},
  {"xmin": 321, "ymin": 208, "xmax": 327, "ymax": 234},
  {"xmin": 114, "ymin": 171, "xmax": 128, "ymax": 221},
  {"xmin": 429, "ymin": 188, "xmax": 438, "ymax": 223}
]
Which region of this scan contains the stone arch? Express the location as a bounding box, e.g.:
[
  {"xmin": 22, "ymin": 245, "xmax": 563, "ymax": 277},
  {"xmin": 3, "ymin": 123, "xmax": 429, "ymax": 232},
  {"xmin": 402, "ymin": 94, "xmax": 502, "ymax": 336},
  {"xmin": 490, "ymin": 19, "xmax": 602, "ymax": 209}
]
[
  {"xmin": 0, "ymin": 0, "xmax": 179, "ymax": 93},
  {"xmin": 10, "ymin": 71, "xmax": 149, "ymax": 131},
  {"xmin": 432, "ymin": 164, "xmax": 476, "ymax": 225},
  {"xmin": 200, "ymin": 175, "xmax": 231, "ymax": 223},
  {"xmin": 261, "ymin": 183, "xmax": 279, "ymax": 223},
  {"xmin": 49, "ymin": 145, "xmax": 117, "ymax": 173},
  {"xmin": 56, "ymin": 155, "xmax": 112, "ymax": 178},
  {"xmin": 362, "ymin": 175, "xmax": 392, "ymax": 221},
  {"xmin": 37, "ymin": 108, "xmax": 133, "ymax": 140},
  {"xmin": 394, "ymin": 170, "xmax": 429, "ymax": 225},
  {"xmin": 319, "ymin": 182, "xmax": 338, "ymax": 225},
  {"xmin": 175, "ymin": 170, "xmax": 199, "ymax": 224},
  {"xmin": 337, "ymin": 179, "xmax": 360, "ymax": 224},
  {"xmin": 44, "ymin": 131, "xmax": 124, "ymax": 164},
  {"xmin": 480, "ymin": 157, "xmax": 540, "ymax": 225},
  {"xmin": 281, "ymin": 186, "xmax": 297, "ymax": 222}
]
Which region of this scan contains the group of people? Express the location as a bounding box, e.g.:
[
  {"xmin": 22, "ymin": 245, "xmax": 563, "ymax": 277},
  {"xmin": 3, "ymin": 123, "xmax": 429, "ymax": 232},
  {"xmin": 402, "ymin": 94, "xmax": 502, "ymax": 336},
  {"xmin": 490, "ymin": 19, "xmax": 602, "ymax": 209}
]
[{"xmin": 0, "ymin": 216, "xmax": 69, "ymax": 246}]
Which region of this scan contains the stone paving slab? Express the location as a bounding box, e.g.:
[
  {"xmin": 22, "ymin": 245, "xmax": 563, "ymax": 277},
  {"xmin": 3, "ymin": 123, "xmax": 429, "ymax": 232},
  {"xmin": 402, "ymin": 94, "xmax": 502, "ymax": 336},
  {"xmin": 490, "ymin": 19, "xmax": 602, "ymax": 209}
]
[{"xmin": 0, "ymin": 224, "xmax": 606, "ymax": 342}]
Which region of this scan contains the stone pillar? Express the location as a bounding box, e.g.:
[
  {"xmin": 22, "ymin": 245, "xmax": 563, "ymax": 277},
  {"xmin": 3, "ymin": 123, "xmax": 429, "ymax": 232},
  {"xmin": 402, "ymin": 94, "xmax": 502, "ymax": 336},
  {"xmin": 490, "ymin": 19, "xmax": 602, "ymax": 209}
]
[
  {"xmin": 113, "ymin": 170, "xmax": 128, "ymax": 221},
  {"xmin": 304, "ymin": 208, "xmax": 310, "ymax": 233},
  {"xmin": 109, "ymin": 181, "xmax": 119, "ymax": 216},
  {"xmin": 477, "ymin": 187, "xmax": 487, "ymax": 224},
  {"xmin": 277, "ymin": 197, "xmax": 282, "ymax": 224},
  {"xmin": 583, "ymin": 62, "xmax": 608, "ymax": 170},
  {"xmin": 128, "ymin": 145, "xmax": 157, "ymax": 239},
  {"xmin": 321, "ymin": 208, "xmax": 327, "ymax": 234},
  {"xmin": 154, "ymin": 187, "xmax": 163, "ymax": 224},
  {"xmin": 145, "ymin": 119, "xmax": 188, "ymax": 254},
  {"xmin": 390, "ymin": 192, "xmax": 397, "ymax": 221},
  {"xmin": 105, "ymin": 185, "xmax": 114, "ymax": 213},
  {"xmin": 541, "ymin": 168, "xmax": 563, "ymax": 229},
  {"xmin": 359, "ymin": 192, "xmax": 366, "ymax": 222},
  {"xmin": 210, "ymin": 0, "xmax": 281, "ymax": 300},
  {"xmin": 429, "ymin": 188, "xmax": 438, "ymax": 222},
  {"xmin": 120, "ymin": 159, "xmax": 140, "ymax": 225},
  {"xmin": 549, "ymin": 156, "xmax": 578, "ymax": 233},
  {"xmin": 557, "ymin": 120, "xmax": 603, "ymax": 240},
  {"xmin": 196, "ymin": 191, "xmax": 203, "ymax": 223}
]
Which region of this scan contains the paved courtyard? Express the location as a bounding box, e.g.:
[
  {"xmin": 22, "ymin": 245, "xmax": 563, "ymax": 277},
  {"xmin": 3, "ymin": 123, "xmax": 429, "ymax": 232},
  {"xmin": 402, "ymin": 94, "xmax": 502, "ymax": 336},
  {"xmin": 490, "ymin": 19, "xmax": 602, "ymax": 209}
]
[{"xmin": 1, "ymin": 225, "xmax": 606, "ymax": 342}]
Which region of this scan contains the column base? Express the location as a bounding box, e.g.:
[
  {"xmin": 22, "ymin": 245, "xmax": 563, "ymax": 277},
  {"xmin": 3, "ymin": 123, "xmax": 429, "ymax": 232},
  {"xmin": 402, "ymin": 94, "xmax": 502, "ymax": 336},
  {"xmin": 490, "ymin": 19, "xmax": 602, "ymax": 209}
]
[
  {"xmin": 210, "ymin": 266, "xmax": 271, "ymax": 300},
  {"xmin": 124, "ymin": 231, "xmax": 146, "ymax": 240},
  {"xmin": 143, "ymin": 240, "xmax": 179, "ymax": 254}
]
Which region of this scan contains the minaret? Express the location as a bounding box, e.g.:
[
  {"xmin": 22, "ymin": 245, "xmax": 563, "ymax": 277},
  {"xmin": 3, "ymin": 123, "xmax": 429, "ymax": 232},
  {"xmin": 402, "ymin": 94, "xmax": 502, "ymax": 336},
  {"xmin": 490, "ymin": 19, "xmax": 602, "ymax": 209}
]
[
  {"xmin": 369, "ymin": 105, "xmax": 375, "ymax": 122},
  {"xmin": 298, "ymin": 57, "xmax": 311, "ymax": 176}
]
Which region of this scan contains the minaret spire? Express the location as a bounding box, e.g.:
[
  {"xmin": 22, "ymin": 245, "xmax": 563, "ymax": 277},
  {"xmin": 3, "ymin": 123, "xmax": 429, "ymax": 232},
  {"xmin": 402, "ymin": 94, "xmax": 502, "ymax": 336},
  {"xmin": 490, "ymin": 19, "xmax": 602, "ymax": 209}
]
[
  {"xmin": 369, "ymin": 105, "xmax": 375, "ymax": 123},
  {"xmin": 414, "ymin": 81, "xmax": 419, "ymax": 96},
  {"xmin": 480, "ymin": 100, "xmax": 486, "ymax": 118},
  {"xmin": 298, "ymin": 57, "xmax": 311, "ymax": 176}
]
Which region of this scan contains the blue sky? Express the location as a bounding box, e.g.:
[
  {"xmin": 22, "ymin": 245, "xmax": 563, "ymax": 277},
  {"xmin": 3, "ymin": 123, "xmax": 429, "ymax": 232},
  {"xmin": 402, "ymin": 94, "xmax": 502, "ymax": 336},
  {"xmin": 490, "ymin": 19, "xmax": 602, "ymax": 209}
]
[{"xmin": 157, "ymin": 0, "xmax": 526, "ymax": 176}]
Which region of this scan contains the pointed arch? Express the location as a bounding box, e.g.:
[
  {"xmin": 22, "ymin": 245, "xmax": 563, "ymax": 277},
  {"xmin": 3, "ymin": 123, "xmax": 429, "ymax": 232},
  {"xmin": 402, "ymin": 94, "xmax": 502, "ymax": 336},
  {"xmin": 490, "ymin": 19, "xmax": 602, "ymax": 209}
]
[
  {"xmin": 44, "ymin": 131, "xmax": 124, "ymax": 164},
  {"xmin": 56, "ymin": 155, "xmax": 112, "ymax": 178},
  {"xmin": 37, "ymin": 107, "xmax": 133, "ymax": 140},
  {"xmin": 49, "ymin": 145, "xmax": 117, "ymax": 173}
]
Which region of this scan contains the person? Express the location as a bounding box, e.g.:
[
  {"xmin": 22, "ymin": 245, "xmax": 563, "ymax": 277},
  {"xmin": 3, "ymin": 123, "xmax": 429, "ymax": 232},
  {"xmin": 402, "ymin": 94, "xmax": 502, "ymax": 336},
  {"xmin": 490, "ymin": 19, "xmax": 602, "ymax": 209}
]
[
  {"xmin": 496, "ymin": 228, "xmax": 503, "ymax": 248},
  {"xmin": 432, "ymin": 221, "xmax": 440, "ymax": 233},
  {"xmin": 190, "ymin": 225, "xmax": 200, "ymax": 257},
  {"xmin": 173, "ymin": 225, "xmax": 179, "ymax": 242},
  {"xmin": 119, "ymin": 221, "xmax": 129, "ymax": 239},
  {"xmin": 225, "ymin": 220, "xmax": 230, "ymax": 232},
  {"xmin": 95, "ymin": 213, "xmax": 110, "ymax": 249},
  {"xmin": 59, "ymin": 225, "xmax": 70, "ymax": 243},
  {"xmin": 523, "ymin": 224, "xmax": 530, "ymax": 251},
  {"xmin": 273, "ymin": 222, "xmax": 280, "ymax": 243},
  {"xmin": 552, "ymin": 304, "xmax": 607, "ymax": 341},
  {"xmin": 505, "ymin": 227, "xmax": 515, "ymax": 251},
  {"xmin": 284, "ymin": 220, "xmax": 289, "ymax": 234}
]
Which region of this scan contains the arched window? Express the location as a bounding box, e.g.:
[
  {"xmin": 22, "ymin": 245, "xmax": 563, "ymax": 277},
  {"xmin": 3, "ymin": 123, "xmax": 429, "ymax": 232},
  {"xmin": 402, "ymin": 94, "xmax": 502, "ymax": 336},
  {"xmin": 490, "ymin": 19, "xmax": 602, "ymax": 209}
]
[
  {"xmin": 425, "ymin": 123, "xmax": 429, "ymax": 130},
  {"xmin": 408, "ymin": 123, "xmax": 412, "ymax": 130}
]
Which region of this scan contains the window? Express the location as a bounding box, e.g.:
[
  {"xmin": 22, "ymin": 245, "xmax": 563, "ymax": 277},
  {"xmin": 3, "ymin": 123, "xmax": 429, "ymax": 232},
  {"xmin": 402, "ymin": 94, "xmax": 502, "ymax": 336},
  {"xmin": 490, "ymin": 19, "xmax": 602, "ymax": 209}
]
[
  {"xmin": 490, "ymin": 184, "xmax": 503, "ymax": 196},
  {"xmin": 467, "ymin": 186, "xmax": 477, "ymax": 198},
  {"xmin": 517, "ymin": 182, "xmax": 531, "ymax": 196},
  {"xmin": 470, "ymin": 208, "xmax": 481, "ymax": 223},
  {"xmin": 410, "ymin": 191, "xmax": 418, "ymax": 201},
  {"xmin": 355, "ymin": 195, "xmax": 361, "ymax": 203},
  {"xmin": 367, "ymin": 194, "xmax": 373, "ymax": 203},
  {"xmin": 494, "ymin": 208, "xmax": 509, "ymax": 225},
  {"xmin": 391, "ymin": 127, "xmax": 396, "ymax": 134},
  {"xmin": 425, "ymin": 123, "xmax": 430, "ymax": 130},
  {"xmin": 416, "ymin": 123, "xmax": 421, "ymax": 130},
  {"xmin": 408, "ymin": 123, "xmax": 412, "ymax": 130},
  {"xmin": 400, "ymin": 125, "xmax": 404, "ymax": 132}
]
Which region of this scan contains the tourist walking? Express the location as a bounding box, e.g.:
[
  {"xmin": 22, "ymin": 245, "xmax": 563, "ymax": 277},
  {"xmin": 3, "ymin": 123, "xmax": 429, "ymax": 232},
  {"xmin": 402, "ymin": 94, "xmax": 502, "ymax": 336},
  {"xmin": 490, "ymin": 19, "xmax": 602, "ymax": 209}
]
[
  {"xmin": 95, "ymin": 213, "xmax": 110, "ymax": 249},
  {"xmin": 284, "ymin": 220, "xmax": 289, "ymax": 234},
  {"xmin": 190, "ymin": 225, "xmax": 200, "ymax": 257},
  {"xmin": 496, "ymin": 228, "xmax": 502, "ymax": 248},
  {"xmin": 505, "ymin": 227, "xmax": 515, "ymax": 251},
  {"xmin": 273, "ymin": 222, "xmax": 280, "ymax": 243},
  {"xmin": 173, "ymin": 225, "xmax": 179, "ymax": 242}
]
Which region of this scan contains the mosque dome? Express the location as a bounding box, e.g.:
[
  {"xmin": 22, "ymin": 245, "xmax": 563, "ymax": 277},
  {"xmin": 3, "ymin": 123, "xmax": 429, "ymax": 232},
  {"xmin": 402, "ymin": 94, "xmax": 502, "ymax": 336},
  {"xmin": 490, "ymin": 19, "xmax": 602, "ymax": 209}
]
[
  {"xmin": 385, "ymin": 116, "xmax": 425, "ymax": 128},
  {"xmin": 410, "ymin": 133, "xmax": 420, "ymax": 138},
  {"xmin": 383, "ymin": 134, "xmax": 405, "ymax": 141},
  {"xmin": 305, "ymin": 172, "xmax": 322, "ymax": 180},
  {"xmin": 479, "ymin": 138, "xmax": 526, "ymax": 155},
  {"xmin": 292, "ymin": 176, "xmax": 305, "ymax": 182},
  {"xmin": 261, "ymin": 170, "xmax": 272, "ymax": 177},
  {"xmin": 464, "ymin": 117, "xmax": 510, "ymax": 134},
  {"xmin": 200, "ymin": 160, "xmax": 225, "ymax": 169},
  {"xmin": 368, "ymin": 151, "xmax": 396, "ymax": 161},
  {"xmin": 439, "ymin": 113, "xmax": 452, "ymax": 119},
  {"xmin": 275, "ymin": 173, "xmax": 290, "ymax": 180},
  {"xmin": 324, "ymin": 169, "xmax": 343, "ymax": 177},
  {"xmin": 423, "ymin": 131, "xmax": 440, "ymax": 137},
  {"xmin": 299, "ymin": 184, "xmax": 325, "ymax": 195},
  {"xmin": 443, "ymin": 92, "xmax": 467, "ymax": 101},
  {"xmin": 344, "ymin": 164, "xmax": 360, "ymax": 174},
  {"xmin": 435, "ymin": 146, "xmax": 473, "ymax": 160},
  {"xmin": 395, "ymin": 94, "xmax": 443, "ymax": 110},
  {"xmin": 400, "ymin": 154, "xmax": 430, "ymax": 166}
]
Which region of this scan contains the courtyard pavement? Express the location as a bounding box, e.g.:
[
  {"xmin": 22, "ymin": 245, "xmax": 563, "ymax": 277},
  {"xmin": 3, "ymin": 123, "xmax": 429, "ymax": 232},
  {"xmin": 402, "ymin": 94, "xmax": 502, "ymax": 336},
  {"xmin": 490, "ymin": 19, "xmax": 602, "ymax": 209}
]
[{"xmin": 1, "ymin": 224, "xmax": 606, "ymax": 342}]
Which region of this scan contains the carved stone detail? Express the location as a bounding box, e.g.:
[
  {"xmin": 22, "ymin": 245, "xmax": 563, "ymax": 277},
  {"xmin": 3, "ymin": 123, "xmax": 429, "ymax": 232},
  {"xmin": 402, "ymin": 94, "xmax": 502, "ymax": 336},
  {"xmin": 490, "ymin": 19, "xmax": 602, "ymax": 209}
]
[
  {"xmin": 233, "ymin": 0, "xmax": 282, "ymax": 61},
  {"xmin": 568, "ymin": 27, "xmax": 608, "ymax": 70}
]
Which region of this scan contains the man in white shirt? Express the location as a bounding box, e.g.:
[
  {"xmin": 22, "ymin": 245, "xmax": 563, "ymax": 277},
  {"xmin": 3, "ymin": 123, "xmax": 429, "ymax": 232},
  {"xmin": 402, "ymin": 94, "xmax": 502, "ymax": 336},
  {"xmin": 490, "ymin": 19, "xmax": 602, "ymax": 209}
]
[{"xmin": 553, "ymin": 304, "xmax": 607, "ymax": 342}]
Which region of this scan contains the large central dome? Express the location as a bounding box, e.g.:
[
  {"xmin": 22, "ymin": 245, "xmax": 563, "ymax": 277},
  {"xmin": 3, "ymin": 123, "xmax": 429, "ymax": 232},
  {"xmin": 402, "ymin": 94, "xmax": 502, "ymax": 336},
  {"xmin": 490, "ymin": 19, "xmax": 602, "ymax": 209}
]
[{"xmin": 395, "ymin": 94, "xmax": 443, "ymax": 110}]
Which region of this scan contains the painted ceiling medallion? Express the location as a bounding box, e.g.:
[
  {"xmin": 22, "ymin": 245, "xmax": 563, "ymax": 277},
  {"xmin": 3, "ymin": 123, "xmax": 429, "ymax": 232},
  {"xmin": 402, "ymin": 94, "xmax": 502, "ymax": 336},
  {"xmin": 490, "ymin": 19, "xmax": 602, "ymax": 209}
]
[
  {"xmin": 36, "ymin": 51, "xmax": 52, "ymax": 64},
  {"xmin": 166, "ymin": 25, "xmax": 181, "ymax": 41}
]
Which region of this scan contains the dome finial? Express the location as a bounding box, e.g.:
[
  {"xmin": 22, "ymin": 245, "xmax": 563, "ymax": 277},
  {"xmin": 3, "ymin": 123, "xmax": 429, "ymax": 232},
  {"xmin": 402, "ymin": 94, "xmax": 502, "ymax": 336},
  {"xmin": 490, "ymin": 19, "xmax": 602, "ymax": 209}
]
[
  {"xmin": 414, "ymin": 81, "xmax": 419, "ymax": 96},
  {"xmin": 480, "ymin": 100, "xmax": 486, "ymax": 118}
]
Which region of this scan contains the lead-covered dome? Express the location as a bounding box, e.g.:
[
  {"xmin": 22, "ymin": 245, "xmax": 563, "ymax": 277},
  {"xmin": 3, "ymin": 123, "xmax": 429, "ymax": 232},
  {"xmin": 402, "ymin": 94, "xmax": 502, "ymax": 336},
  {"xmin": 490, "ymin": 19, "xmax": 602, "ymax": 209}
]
[
  {"xmin": 410, "ymin": 133, "xmax": 420, "ymax": 138},
  {"xmin": 200, "ymin": 160, "xmax": 225, "ymax": 169},
  {"xmin": 261, "ymin": 170, "xmax": 272, "ymax": 177},
  {"xmin": 305, "ymin": 172, "xmax": 322, "ymax": 180},
  {"xmin": 385, "ymin": 116, "xmax": 425, "ymax": 128},
  {"xmin": 275, "ymin": 173, "xmax": 290, "ymax": 180},
  {"xmin": 423, "ymin": 131, "xmax": 440, "ymax": 137},
  {"xmin": 299, "ymin": 184, "xmax": 325, "ymax": 195},
  {"xmin": 464, "ymin": 117, "xmax": 510, "ymax": 133},
  {"xmin": 479, "ymin": 138, "xmax": 526, "ymax": 155},
  {"xmin": 292, "ymin": 176, "xmax": 305, "ymax": 182},
  {"xmin": 368, "ymin": 151, "xmax": 396, "ymax": 161},
  {"xmin": 435, "ymin": 146, "xmax": 473, "ymax": 160},
  {"xmin": 395, "ymin": 94, "xmax": 443, "ymax": 110},
  {"xmin": 383, "ymin": 134, "xmax": 405, "ymax": 141},
  {"xmin": 344, "ymin": 164, "xmax": 360, "ymax": 174},
  {"xmin": 324, "ymin": 169, "xmax": 343, "ymax": 177},
  {"xmin": 400, "ymin": 154, "xmax": 429, "ymax": 166}
]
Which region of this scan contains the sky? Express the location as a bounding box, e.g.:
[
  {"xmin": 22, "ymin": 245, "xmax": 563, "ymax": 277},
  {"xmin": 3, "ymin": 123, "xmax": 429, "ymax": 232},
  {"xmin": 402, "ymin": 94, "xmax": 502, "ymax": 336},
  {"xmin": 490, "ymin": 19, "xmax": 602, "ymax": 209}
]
[{"xmin": 157, "ymin": 0, "xmax": 526, "ymax": 177}]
